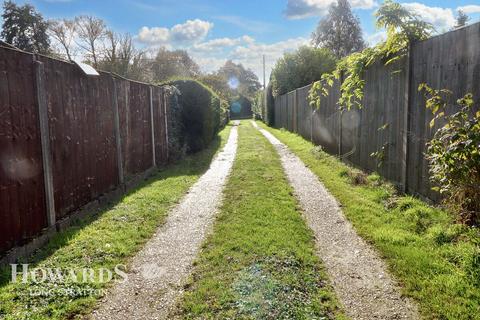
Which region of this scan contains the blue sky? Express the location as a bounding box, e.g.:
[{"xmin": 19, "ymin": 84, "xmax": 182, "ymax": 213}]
[{"xmin": 7, "ymin": 0, "xmax": 480, "ymax": 80}]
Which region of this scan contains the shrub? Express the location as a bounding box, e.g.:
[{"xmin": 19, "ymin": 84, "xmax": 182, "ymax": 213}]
[
  {"xmin": 420, "ymin": 83, "xmax": 480, "ymax": 225},
  {"xmin": 168, "ymin": 79, "xmax": 223, "ymax": 153},
  {"xmin": 271, "ymin": 46, "xmax": 337, "ymax": 96}
]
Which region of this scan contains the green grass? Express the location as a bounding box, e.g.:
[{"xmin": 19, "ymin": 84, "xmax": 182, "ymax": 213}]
[
  {"xmin": 177, "ymin": 122, "xmax": 345, "ymax": 319},
  {"xmin": 0, "ymin": 125, "xmax": 232, "ymax": 320},
  {"xmin": 259, "ymin": 122, "xmax": 480, "ymax": 320}
]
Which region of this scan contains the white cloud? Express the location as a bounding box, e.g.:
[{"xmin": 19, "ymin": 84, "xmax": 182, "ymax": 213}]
[
  {"xmin": 190, "ymin": 37, "xmax": 309, "ymax": 82},
  {"xmin": 366, "ymin": 31, "xmax": 386, "ymax": 46},
  {"xmin": 138, "ymin": 26, "xmax": 170, "ymax": 45},
  {"xmin": 137, "ymin": 19, "xmax": 213, "ymax": 46},
  {"xmin": 192, "ymin": 35, "xmax": 256, "ymax": 52},
  {"xmin": 402, "ymin": 3, "xmax": 456, "ymax": 31},
  {"xmin": 170, "ymin": 19, "xmax": 213, "ymax": 43},
  {"xmin": 285, "ymin": 0, "xmax": 377, "ymax": 20},
  {"xmin": 457, "ymin": 5, "xmax": 480, "ymax": 14}
]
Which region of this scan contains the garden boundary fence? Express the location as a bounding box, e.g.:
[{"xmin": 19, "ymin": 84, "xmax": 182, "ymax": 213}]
[
  {"xmin": 272, "ymin": 22, "xmax": 480, "ymax": 201},
  {"xmin": 1, "ymin": 45, "xmax": 170, "ymax": 255}
]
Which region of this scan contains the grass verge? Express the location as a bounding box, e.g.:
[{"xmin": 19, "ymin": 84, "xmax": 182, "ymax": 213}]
[
  {"xmin": 260, "ymin": 122, "xmax": 480, "ymax": 320},
  {"xmin": 177, "ymin": 121, "xmax": 345, "ymax": 319},
  {"xmin": 0, "ymin": 125, "xmax": 232, "ymax": 320}
]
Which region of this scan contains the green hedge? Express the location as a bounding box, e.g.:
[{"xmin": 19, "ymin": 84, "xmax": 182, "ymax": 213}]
[
  {"xmin": 219, "ymin": 100, "xmax": 230, "ymax": 129},
  {"xmin": 168, "ymin": 79, "xmax": 226, "ymax": 153}
]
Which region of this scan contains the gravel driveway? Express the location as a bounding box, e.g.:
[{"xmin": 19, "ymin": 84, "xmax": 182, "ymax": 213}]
[
  {"xmin": 253, "ymin": 121, "xmax": 418, "ymax": 320},
  {"xmin": 89, "ymin": 122, "xmax": 239, "ymax": 320}
]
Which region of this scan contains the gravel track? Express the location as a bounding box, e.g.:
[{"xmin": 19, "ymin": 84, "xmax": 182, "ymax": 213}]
[
  {"xmin": 253, "ymin": 121, "xmax": 418, "ymax": 320},
  {"xmin": 89, "ymin": 122, "xmax": 239, "ymax": 320}
]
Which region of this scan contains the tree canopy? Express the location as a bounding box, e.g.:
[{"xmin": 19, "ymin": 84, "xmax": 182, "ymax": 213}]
[
  {"xmin": 151, "ymin": 48, "xmax": 201, "ymax": 82},
  {"xmin": 1, "ymin": 0, "xmax": 50, "ymax": 53},
  {"xmin": 271, "ymin": 46, "xmax": 337, "ymax": 96},
  {"xmin": 311, "ymin": 0, "xmax": 365, "ymax": 59},
  {"xmin": 199, "ymin": 73, "xmax": 234, "ymax": 102},
  {"xmin": 217, "ymin": 60, "xmax": 261, "ymax": 99}
]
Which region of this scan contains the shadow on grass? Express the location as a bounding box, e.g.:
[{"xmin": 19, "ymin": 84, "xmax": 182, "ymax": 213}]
[{"xmin": 0, "ymin": 128, "xmax": 229, "ymax": 287}]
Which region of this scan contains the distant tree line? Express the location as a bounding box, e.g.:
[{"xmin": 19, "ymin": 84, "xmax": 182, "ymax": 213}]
[{"xmin": 0, "ymin": 0, "xmax": 260, "ymax": 103}]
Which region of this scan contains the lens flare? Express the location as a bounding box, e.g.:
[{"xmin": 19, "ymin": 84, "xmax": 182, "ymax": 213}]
[
  {"xmin": 231, "ymin": 101, "xmax": 241, "ymax": 114},
  {"xmin": 228, "ymin": 77, "xmax": 239, "ymax": 89}
]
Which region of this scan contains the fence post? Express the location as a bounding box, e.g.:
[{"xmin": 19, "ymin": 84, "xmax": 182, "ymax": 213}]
[
  {"xmin": 293, "ymin": 89, "xmax": 298, "ymax": 133},
  {"xmin": 111, "ymin": 75, "xmax": 124, "ymax": 184},
  {"xmin": 338, "ymin": 110, "xmax": 343, "ymax": 157},
  {"xmin": 149, "ymin": 86, "xmax": 156, "ymax": 167},
  {"xmin": 33, "ymin": 57, "xmax": 56, "ymax": 227},
  {"xmin": 162, "ymin": 87, "xmax": 169, "ymax": 162},
  {"xmin": 401, "ymin": 44, "xmax": 413, "ymax": 193}
]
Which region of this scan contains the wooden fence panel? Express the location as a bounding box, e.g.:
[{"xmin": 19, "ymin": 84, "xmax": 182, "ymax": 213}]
[
  {"xmin": 38, "ymin": 56, "xmax": 118, "ymax": 218},
  {"xmin": 1, "ymin": 46, "xmax": 171, "ymax": 256},
  {"xmin": 314, "ymin": 80, "xmax": 341, "ymax": 155},
  {"xmin": 273, "ymin": 96, "xmax": 281, "ymax": 129},
  {"xmin": 117, "ymin": 80, "xmax": 153, "ymax": 177},
  {"xmin": 408, "ymin": 23, "xmax": 480, "ymax": 199},
  {"xmin": 287, "ymin": 91, "xmax": 295, "ymax": 132},
  {"xmin": 0, "ymin": 48, "xmax": 47, "ymax": 252},
  {"xmin": 272, "ymin": 22, "xmax": 480, "ymax": 201},
  {"xmin": 296, "ymin": 85, "xmax": 312, "ymax": 141},
  {"xmin": 342, "ymin": 58, "xmax": 407, "ymax": 185}
]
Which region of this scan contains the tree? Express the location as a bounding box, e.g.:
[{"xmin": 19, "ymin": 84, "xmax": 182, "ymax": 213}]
[
  {"xmin": 48, "ymin": 18, "xmax": 76, "ymax": 60},
  {"xmin": 217, "ymin": 60, "xmax": 261, "ymax": 98},
  {"xmin": 75, "ymin": 15, "xmax": 106, "ymax": 67},
  {"xmin": 375, "ymin": 0, "xmax": 432, "ymax": 52},
  {"xmin": 312, "ymin": 0, "xmax": 365, "ymax": 59},
  {"xmin": 101, "ymin": 29, "xmax": 120, "ymax": 71},
  {"xmin": 1, "ymin": 0, "xmax": 50, "ymax": 53},
  {"xmin": 454, "ymin": 10, "xmax": 469, "ymax": 29},
  {"xmin": 199, "ymin": 73, "xmax": 233, "ymax": 102},
  {"xmin": 150, "ymin": 48, "xmax": 201, "ymax": 82},
  {"xmin": 271, "ymin": 46, "xmax": 337, "ymax": 96},
  {"xmin": 97, "ymin": 32, "xmax": 148, "ymax": 81}
]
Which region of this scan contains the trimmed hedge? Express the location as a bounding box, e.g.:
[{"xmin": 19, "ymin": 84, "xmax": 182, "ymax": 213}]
[
  {"xmin": 168, "ymin": 79, "xmax": 227, "ymax": 153},
  {"xmin": 163, "ymin": 85, "xmax": 185, "ymax": 161}
]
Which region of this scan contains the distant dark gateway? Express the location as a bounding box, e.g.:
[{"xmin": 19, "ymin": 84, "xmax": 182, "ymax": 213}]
[{"xmin": 230, "ymin": 95, "xmax": 252, "ymax": 120}]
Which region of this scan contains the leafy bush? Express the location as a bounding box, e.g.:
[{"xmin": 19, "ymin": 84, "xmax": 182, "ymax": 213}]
[
  {"xmin": 271, "ymin": 46, "xmax": 337, "ymax": 96},
  {"xmin": 308, "ymin": 0, "xmax": 433, "ymax": 111},
  {"xmin": 419, "ymin": 84, "xmax": 480, "ymax": 225},
  {"xmin": 168, "ymin": 79, "xmax": 223, "ymax": 153}
]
